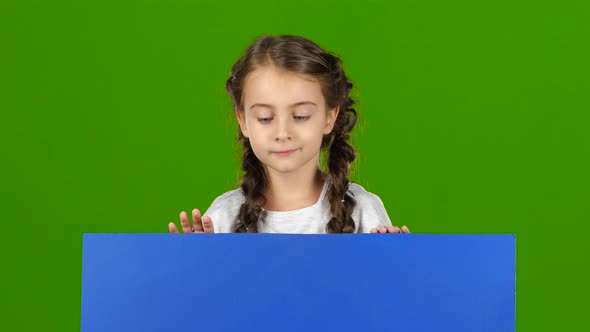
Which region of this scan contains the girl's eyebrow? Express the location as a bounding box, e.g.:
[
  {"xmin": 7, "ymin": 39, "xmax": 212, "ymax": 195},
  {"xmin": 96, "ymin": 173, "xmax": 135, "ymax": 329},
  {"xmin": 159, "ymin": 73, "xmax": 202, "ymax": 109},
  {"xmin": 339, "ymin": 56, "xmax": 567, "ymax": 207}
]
[{"xmin": 249, "ymin": 101, "xmax": 317, "ymax": 110}]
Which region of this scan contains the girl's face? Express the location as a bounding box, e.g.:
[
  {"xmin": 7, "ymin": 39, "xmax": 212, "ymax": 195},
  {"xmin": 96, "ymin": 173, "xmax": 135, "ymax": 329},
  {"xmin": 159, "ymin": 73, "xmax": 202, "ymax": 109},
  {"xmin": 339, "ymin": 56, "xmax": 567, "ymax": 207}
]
[{"xmin": 235, "ymin": 65, "xmax": 339, "ymax": 176}]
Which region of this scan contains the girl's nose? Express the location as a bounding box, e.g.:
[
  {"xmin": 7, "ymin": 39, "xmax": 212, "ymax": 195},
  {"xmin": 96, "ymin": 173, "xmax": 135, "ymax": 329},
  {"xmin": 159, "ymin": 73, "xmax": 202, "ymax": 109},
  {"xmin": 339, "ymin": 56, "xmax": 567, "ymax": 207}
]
[{"xmin": 274, "ymin": 118, "xmax": 293, "ymax": 141}]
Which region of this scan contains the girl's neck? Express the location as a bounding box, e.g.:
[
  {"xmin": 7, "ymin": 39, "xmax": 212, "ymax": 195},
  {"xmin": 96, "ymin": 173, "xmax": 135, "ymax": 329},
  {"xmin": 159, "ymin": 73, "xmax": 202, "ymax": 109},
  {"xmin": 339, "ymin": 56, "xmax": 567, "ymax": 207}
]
[{"xmin": 263, "ymin": 170, "xmax": 326, "ymax": 212}]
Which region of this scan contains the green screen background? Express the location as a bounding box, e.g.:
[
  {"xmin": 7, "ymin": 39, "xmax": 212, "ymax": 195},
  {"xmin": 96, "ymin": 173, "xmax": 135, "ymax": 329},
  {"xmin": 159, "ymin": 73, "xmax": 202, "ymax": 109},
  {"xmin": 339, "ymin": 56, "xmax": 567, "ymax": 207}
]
[{"xmin": 1, "ymin": 0, "xmax": 588, "ymax": 330}]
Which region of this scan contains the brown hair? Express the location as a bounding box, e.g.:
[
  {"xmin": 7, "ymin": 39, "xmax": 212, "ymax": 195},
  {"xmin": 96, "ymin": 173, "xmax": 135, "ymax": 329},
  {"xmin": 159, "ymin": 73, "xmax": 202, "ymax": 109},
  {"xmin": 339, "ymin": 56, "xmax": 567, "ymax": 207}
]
[{"xmin": 225, "ymin": 34, "xmax": 358, "ymax": 233}]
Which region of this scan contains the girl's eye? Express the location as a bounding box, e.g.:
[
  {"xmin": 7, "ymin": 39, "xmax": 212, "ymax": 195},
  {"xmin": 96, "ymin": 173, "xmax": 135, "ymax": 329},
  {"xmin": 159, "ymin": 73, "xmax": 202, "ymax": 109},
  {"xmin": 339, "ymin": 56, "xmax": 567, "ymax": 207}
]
[
  {"xmin": 257, "ymin": 116, "xmax": 310, "ymax": 124},
  {"xmin": 294, "ymin": 116, "xmax": 310, "ymax": 121}
]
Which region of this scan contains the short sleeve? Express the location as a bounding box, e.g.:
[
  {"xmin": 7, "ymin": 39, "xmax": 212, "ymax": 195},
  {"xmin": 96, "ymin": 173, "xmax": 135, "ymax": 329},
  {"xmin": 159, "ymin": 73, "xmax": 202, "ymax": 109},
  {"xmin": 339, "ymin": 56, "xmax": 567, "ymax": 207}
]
[
  {"xmin": 353, "ymin": 192, "xmax": 393, "ymax": 233},
  {"xmin": 201, "ymin": 190, "xmax": 243, "ymax": 233}
]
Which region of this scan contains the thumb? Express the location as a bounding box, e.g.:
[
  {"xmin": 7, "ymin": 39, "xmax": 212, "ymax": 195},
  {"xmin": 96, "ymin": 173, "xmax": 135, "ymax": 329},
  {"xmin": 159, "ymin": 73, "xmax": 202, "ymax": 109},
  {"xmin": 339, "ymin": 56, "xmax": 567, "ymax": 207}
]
[{"xmin": 202, "ymin": 216, "xmax": 215, "ymax": 233}]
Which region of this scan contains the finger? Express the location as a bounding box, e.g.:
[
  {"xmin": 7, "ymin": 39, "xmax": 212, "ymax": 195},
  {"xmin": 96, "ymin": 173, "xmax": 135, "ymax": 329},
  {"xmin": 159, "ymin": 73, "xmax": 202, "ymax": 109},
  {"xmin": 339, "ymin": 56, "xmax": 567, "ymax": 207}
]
[
  {"xmin": 393, "ymin": 226, "xmax": 402, "ymax": 233},
  {"xmin": 370, "ymin": 228, "xmax": 378, "ymax": 233},
  {"xmin": 202, "ymin": 216, "xmax": 215, "ymax": 233},
  {"xmin": 387, "ymin": 226, "xmax": 396, "ymax": 233},
  {"xmin": 169, "ymin": 222, "xmax": 179, "ymax": 233},
  {"xmin": 192, "ymin": 209, "xmax": 204, "ymax": 232},
  {"xmin": 401, "ymin": 225, "xmax": 410, "ymax": 233},
  {"xmin": 179, "ymin": 211, "xmax": 192, "ymax": 233},
  {"xmin": 379, "ymin": 226, "xmax": 388, "ymax": 233}
]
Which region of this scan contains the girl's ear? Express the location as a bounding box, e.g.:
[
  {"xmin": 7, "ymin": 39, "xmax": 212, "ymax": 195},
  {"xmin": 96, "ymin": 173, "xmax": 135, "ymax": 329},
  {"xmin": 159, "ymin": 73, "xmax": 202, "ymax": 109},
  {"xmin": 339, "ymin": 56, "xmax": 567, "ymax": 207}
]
[
  {"xmin": 235, "ymin": 107, "xmax": 249, "ymax": 138},
  {"xmin": 323, "ymin": 106, "xmax": 340, "ymax": 135}
]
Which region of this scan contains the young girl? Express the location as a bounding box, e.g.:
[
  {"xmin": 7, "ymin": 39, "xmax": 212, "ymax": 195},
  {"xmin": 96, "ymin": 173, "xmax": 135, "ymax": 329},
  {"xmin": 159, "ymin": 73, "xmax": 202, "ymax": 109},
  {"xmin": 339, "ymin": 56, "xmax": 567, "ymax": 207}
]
[{"xmin": 168, "ymin": 34, "xmax": 410, "ymax": 235}]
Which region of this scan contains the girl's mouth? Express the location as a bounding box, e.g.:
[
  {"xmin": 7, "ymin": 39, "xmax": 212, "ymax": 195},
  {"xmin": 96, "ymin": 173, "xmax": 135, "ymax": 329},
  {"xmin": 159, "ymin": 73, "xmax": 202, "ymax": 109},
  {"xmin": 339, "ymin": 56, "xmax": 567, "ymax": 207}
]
[{"xmin": 273, "ymin": 149, "xmax": 297, "ymax": 156}]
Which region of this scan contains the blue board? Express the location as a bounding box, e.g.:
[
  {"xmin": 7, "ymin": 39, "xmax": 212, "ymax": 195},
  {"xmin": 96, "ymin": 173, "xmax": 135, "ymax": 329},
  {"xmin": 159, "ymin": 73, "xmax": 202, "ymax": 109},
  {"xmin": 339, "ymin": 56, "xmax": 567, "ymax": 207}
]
[{"xmin": 81, "ymin": 234, "xmax": 515, "ymax": 332}]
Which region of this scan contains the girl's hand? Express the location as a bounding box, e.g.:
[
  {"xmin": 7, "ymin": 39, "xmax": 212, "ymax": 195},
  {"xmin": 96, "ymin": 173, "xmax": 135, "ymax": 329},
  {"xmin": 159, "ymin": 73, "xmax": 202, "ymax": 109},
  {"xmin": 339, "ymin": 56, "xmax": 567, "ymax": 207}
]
[
  {"xmin": 168, "ymin": 209, "xmax": 215, "ymax": 233},
  {"xmin": 370, "ymin": 225, "xmax": 410, "ymax": 234}
]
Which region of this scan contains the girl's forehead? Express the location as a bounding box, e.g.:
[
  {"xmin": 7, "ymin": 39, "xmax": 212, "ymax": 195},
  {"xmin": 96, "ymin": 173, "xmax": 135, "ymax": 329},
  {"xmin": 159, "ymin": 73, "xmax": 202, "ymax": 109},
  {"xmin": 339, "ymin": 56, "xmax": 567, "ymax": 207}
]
[{"xmin": 243, "ymin": 67, "xmax": 324, "ymax": 108}]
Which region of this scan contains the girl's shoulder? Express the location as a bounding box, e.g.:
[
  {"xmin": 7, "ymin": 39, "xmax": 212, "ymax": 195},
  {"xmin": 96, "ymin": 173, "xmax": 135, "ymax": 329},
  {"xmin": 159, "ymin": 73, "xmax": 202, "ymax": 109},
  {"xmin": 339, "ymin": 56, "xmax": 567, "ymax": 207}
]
[
  {"xmin": 208, "ymin": 187, "xmax": 245, "ymax": 210},
  {"xmin": 348, "ymin": 182, "xmax": 385, "ymax": 205}
]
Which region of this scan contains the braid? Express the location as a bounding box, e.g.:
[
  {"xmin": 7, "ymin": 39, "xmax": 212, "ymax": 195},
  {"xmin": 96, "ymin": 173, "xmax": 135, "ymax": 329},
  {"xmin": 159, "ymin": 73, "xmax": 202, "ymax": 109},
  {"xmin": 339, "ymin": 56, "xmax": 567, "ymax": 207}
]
[
  {"xmin": 234, "ymin": 138, "xmax": 267, "ymax": 233},
  {"xmin": 325, "ymin": 92, "xmax": 358, "ymax": 233}
]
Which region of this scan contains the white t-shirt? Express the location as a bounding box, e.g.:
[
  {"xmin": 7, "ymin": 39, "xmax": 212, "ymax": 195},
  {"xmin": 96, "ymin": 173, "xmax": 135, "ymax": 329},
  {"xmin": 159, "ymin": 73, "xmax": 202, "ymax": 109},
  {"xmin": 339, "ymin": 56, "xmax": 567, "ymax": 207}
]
[{"xmin": 202, "ymin": 177, "xmax": 393, "ymax": 233}]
